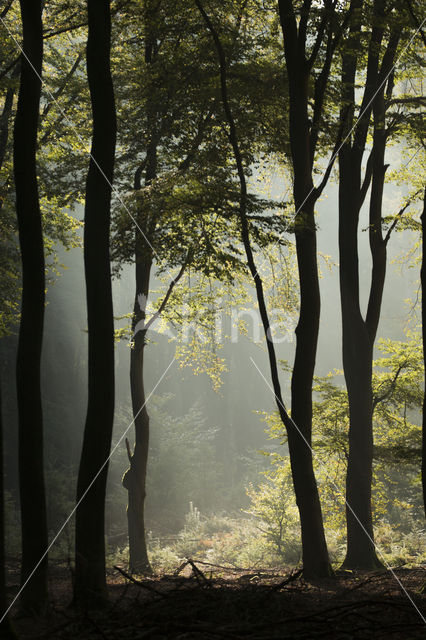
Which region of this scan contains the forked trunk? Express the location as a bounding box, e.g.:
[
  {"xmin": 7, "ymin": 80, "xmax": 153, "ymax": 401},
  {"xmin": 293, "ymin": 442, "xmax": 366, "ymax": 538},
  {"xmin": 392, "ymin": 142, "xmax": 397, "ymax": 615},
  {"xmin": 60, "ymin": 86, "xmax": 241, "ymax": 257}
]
[{"xmin": 196, "ymin": 0, "xmax": 331, "ymax": 579}]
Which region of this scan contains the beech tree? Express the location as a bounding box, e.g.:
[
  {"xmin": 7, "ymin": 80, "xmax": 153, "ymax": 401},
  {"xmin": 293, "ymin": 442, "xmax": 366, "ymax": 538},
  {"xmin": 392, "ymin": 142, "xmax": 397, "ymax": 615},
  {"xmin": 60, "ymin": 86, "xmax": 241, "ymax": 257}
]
[
  {"xmin": 73, "ymin": 0, "xmax": 116, "ymax": 606},
  {"xmin": 336, "ymin": 0, "xmax": 418, "ymax": 568},
  {"xmin": 13, "ymin": 0, "xmax": 48, "ymax": 614},
  {"xmin": 196, "ymin": 0, "xmax": 330, "ymax": 578},
  {"xmin": 276, "ymin": 0, "xmax": 355, "ymax": 577},
  {"xmin": 112, "ymin": 0, "xmax": 285, "ymax": 572}
]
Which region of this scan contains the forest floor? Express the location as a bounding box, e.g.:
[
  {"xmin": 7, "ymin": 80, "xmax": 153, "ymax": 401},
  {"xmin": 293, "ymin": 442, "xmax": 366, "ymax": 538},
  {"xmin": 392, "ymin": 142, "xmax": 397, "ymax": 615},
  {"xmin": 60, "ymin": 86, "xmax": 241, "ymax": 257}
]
[{"xmin": 7, "ymin": 561, "xmax": 426, "ymax": 639}]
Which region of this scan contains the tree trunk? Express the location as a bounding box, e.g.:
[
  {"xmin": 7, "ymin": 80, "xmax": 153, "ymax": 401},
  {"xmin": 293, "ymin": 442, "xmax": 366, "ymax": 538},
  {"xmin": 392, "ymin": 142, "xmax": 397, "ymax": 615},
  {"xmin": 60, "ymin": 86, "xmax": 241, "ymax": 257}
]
[
  {"xmin": 289, "ymin": 203, "xmax": 331, "ymax": 577},
  {"xmin": 337, "ymin": 1, "xmax": 400, "ymax": 569},
  {"xmin": 290, "ymin": 165, "xmax": 331, "ymax": 577},
  {"xmin": 278, "ymin": 0, "xmax": 332, "ymax": 577},
  {"xmin": 122, "ymin": 4, "xmax": 158, "ymax": 574},
  {"xmin": 197, "ymin": 0, "xmax": 330, "ymax": 578},
  {"xmin": 13, "ymin": 0, "xmax": 48, "ymax": 614},
  {"xmin": 421, "ymin": 187, "xmax": 426, "ymax": 518},
  {"xmin": 123, "ymin": 256, "xmax": 153, "ymax": 574},
  {"xmin": 74, "ymin": 0, "xmax": 116, "ymax": 607},
  {"xmin": 338, "ymin": 161, "xmax": 383, "ymax": 569}
]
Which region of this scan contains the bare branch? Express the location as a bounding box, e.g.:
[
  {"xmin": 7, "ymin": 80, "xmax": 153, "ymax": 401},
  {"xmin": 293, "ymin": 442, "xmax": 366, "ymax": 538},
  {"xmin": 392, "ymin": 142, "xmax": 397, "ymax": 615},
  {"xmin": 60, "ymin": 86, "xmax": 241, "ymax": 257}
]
[
  {"xmin": 359, "ymin": 150, "xmax": 374, "ymax": 208},
  {"xmin": 0, "ymin": 55, "xmax": 20, "ymax": 82},
  {"xmin": 0, "ymin": 0, "xmax": 13, "ymax": 20},
  {"xmin": 40, "ymin": 51, "xmax": 83, "ymax": 123},
  {"xmin": 373, "ymin": 362, "xmax": 407, "ymax": 410},
  {"xmin": 403, "ymin": 0, "xmax": 426, "ymax": 47},
  {"xmin": 144, "ymin": 252, "xmax": 192, "ymax": 332},
  {"xmin": 384, "ymin": 189, "xmax": 422, "ymax": 244},
  {"xmin": 125, "ymin": 437, "xmax": 132, "ymax": 462}
]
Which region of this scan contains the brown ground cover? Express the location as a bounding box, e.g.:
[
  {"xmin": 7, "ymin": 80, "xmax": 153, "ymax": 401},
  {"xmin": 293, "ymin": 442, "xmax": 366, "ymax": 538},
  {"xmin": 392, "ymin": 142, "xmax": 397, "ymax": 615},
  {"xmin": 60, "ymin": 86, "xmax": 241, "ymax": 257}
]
[{"xmin": 7, "ymin": 561, "xmax": 426, "ymax": 639}]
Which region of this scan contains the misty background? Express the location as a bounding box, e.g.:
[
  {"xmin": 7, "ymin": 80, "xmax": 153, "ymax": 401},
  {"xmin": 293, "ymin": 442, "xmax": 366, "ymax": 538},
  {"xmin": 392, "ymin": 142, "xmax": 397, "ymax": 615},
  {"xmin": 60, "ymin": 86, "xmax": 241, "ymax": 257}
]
[{"xmin": 0, "ymin": 145, "xmax": 420, "ymax": 545}]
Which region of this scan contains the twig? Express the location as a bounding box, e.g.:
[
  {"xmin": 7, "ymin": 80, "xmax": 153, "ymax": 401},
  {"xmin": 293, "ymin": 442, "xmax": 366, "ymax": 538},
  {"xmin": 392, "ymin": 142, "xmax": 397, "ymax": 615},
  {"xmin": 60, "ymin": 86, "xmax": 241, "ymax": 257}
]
[
  {"xmin": 187, "ymin": 558, "xmax": 212, "ymax": 587},
  {"xmin": 270, "ymin": 568, "xmax": 303, "ymax": 591},
  {"xmin": 113, "ymin": 565, "xmax": 164, "ymax": 596}
]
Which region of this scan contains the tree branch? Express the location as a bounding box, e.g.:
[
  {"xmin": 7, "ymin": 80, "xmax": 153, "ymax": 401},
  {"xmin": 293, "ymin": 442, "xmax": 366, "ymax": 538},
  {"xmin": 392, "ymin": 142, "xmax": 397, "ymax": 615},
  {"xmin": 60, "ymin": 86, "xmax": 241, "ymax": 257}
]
[
  {"xmin": 312, "ymin": 105, "xmax": 350, "ymax": 199},
  {"xmin": 306, "ymin": 0, "xmax": 330, "ymax": 70},
  {"xmin": 144, "ymin": 252, "xmax": 191, "ymax": 332},
  {"xmin": 0, "ymin": 55, "xmax": 20, "ymax": 82},
  {"xmin": 359, "ymin": 150, "xmax": 374, "ymax": 208},
  {"xmin": 298, "ymin": 0, "xmax": 313, "ymax": 53},
  {"xmin": 384, "ymin": 189, "xmax": 422, "ymax": 244},
  {"xmin": 40, "ymin": 51, "xmax": 83, "ymax": 124},
  {"xmin": 373, "ymin": 362, "xmax": 407, "ymax": 410},
  {"xmin": 403, "ymin": 0, "xmax": 426, "ymax": 47},
  {"xmin": 195, "ymin": 0, "xmax": 296, "ymax": 435}
]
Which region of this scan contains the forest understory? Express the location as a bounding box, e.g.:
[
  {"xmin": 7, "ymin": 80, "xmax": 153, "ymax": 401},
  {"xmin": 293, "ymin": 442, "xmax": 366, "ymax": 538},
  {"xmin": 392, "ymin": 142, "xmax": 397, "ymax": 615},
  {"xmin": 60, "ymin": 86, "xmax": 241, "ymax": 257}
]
[
  {"xmin": 8, "ymin": 561, "xmax": 426, "ymax": 639},
  {"xmin": 1, "ymin": 0, "xmax": 426, "ymax": 637}
]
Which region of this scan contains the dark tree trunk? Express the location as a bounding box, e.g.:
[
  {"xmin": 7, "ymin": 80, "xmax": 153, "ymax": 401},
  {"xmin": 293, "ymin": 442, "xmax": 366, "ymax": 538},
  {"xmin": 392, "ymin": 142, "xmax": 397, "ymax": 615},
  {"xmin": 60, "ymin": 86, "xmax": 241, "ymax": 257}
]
[
  {"xmin": 287, "ymin": 113, "xmax": 330, "ymax": 578},
  {"xmin": 123, "ymin": 257, "xmax": 152, "ymax": 574},
  {"xmin": 122, "ymin": 4, "xmax": 158, "ymax": 574},
  {"xmin": 13, "ymin": 0, "xmax": 48, "ymax": 614},
  {"xmin": 338, "ymin": 1, "xmax": 400, "ymax": 568},
  {"xmin": 338, "ymin": 171, "xmax": 382, "ymax": 568},
  {"xmin": 0, "ymin": 377, "xmax": 17, "ymax": 637},
  {"xmin": 421, "ymin": 187, "xmax": 426, "ymax": 518},
  {"xmin": 74, "ymin": 0, "xmax": 116, "ymax": 607},
  {"xmin": 198, "ymin": 0, "xmax": 331, "ymax": 578},
  {"xmin": 277, "ymin": 0, "xmax": 339, "ymax": 577}
]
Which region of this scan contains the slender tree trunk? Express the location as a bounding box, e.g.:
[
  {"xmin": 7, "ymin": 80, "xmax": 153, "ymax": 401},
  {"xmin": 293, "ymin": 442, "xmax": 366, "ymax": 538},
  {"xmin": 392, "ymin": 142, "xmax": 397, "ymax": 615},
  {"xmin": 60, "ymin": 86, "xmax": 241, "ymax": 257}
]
[
  {"xmin": 197, "ymin": 0, "xmax": 330, "ymax": 578},
  {"xmin": 123, "ymin": 255, "xmax": 153, "ymax": 574},
  {"xmin": 421, "ymin": 187, "xmax": 426, "ymax": 518},
  {"xmin": 13, "ymin": 0, "xmax": 48, "ymax": 614},
  {"xmin": 338, "ymin": 182, "xmax": 383, "ymax": 569},
  {"xmin": 122, "ymin": 4, "xmax": 158, "ymax": 573},
  {"xmin": 0, "ymin": 377, "xmax": 17, "ymax": 637},
  {"xmin": 337, "ymin": 1, "xmax": 400, "ymax": 569},
  {"xmin": 278, "ymin": 0, "xmax": 332, "ymax": 577},
  {"xmin": 74, "ymin": 0, "xmax": 116, "ymax": 607},
  {"xmin": 289, "ymin": 200, "xmax": 331, "ymax": 576}
]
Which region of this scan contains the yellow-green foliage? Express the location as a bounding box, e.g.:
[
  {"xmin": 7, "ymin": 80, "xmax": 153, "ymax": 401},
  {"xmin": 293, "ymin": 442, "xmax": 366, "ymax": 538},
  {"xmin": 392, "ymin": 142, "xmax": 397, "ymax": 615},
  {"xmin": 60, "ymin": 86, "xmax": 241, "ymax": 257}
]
[{"xmin": 245, "ymin": 332, "xmax": 425, "ymax": 565}]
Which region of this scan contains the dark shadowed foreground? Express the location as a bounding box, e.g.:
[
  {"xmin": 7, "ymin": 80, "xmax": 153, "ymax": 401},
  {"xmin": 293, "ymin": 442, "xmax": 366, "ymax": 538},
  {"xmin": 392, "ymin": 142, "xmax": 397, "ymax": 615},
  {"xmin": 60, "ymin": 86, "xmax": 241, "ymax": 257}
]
[{"xmin": 8, "ymin": 561, "xmax": 426, "ymax": 639}]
